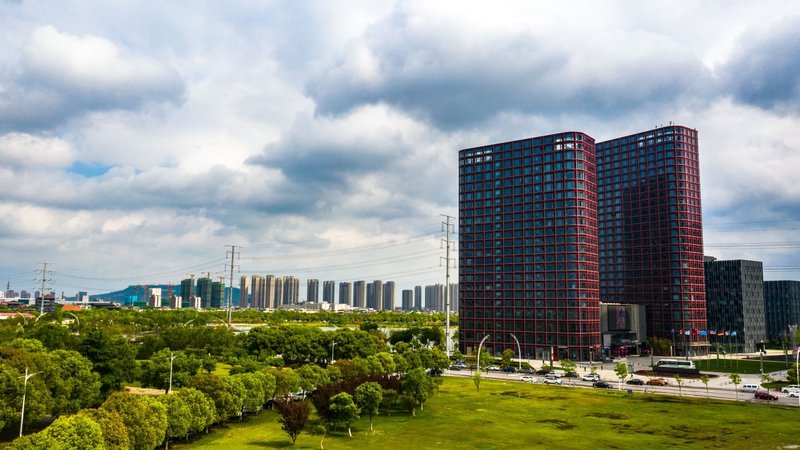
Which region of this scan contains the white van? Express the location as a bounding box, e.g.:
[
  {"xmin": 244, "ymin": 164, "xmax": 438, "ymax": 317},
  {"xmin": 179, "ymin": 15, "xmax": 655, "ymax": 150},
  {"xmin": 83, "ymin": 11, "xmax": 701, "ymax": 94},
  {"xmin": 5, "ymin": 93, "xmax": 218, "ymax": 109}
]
[
  {"xmin": 740, "ymin": 384, "xmax": 759, "ymax": 393},
  {"xmin": 781, "ymin": 384, "xmax": 800, "ymax": 394}
]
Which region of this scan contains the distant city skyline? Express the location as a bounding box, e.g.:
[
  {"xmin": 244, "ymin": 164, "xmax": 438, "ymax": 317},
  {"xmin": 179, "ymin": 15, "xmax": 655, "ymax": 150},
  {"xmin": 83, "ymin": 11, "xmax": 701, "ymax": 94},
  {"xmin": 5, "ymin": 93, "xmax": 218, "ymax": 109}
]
[{"xmin": 2, "ymin": 2, "xmax": 800, "ymax": 295}]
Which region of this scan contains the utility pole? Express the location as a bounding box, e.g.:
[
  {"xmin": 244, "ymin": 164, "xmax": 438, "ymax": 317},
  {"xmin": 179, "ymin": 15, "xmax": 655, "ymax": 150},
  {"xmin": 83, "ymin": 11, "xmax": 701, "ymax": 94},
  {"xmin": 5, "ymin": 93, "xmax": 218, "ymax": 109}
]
[
  {"xmin": 225, "ymin": 245, "xmax": 240, "ymax": 327},
  {"xmin": 34, "ymin": 263, "xmax": 54, "ymax": 314},
  {"xmin": 440, "ymin": 214, "xmax": 456, "ymax": 357}
]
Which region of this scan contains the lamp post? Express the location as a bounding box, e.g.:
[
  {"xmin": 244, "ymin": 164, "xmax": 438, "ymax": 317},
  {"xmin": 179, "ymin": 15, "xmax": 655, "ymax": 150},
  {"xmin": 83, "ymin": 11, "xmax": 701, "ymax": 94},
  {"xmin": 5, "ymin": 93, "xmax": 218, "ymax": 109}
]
[
  {"xmin": 19, "ymin": 367, "xmax": 41, "ymax": 437},
  {"xmin": 475, "ymin": 335, "xmax": 490, "ymax": 375},
  {"xmin": 509, "ymin": 333, "xmax": 522, "ymax": 372},
  {"xmin": 168, "ymin": 352, "xmax": 177, "ymax": 394},
  {"xmin": 331, "ymin": 341, "xmax": 336, "ymax": 364}
]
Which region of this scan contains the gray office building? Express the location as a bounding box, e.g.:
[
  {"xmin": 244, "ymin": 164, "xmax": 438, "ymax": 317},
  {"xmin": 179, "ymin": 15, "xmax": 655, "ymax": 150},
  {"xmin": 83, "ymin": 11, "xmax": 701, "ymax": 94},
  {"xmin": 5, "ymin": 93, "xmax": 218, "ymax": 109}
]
[
  {"xmin": 339, "ymin": 282, "xmax": 352, "ymax": 305},
  {"xmin": 704, "ymin": 259, "xmax": 766, "ymax": 353},
  {"xmin": 764, "ymin": 280, "xmax": 800, "ymax": 342}
]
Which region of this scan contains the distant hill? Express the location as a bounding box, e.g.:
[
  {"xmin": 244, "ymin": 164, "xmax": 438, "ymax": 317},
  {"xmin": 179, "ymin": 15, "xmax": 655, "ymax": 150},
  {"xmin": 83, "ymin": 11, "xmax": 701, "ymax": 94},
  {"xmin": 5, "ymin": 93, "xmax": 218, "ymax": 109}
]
[{"xmin": 91, "ymin": 284, "xmax": 241, "ymax": 306}]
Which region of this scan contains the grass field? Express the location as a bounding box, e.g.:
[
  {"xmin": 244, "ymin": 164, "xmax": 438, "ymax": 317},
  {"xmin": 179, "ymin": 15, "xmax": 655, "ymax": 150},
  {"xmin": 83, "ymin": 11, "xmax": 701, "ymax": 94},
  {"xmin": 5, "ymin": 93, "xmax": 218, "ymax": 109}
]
[
  {"xmin": 695, "ymin": 358, "xmax": 789, "ymax": 374},
  {"xmin": 172, "ymin": 376, "xmax": 800, "ymax": 449}
]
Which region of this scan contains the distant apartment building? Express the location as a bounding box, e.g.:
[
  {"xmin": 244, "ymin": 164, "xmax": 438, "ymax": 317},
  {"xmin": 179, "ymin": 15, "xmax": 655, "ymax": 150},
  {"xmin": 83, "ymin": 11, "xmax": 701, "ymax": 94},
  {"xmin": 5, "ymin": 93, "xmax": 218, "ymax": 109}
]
[
  {"xmin": 353, "ymin": 281, "xmax": 367, "ymax": 308},
  {"xmin": 367, "ymin": 280, "xmax": 383, "ymax": 310},
  {"xmin": 180, "ymin": 278, "xmax": 195, "ymax": 308},
  {"xmin": 239, "ymin": 276, "xmax": 250, "ymax": 308},
  {"xmin": 425, "ymin": 284, "xmax": 445, "ymax": 312},
  {"xmin": 147, "ymin": 287, "xmax": 162, "ymax": 308},
  {"xmin": 307, "ymin": 279, "xmax": 320, "ymax": 303},
  {"xmin": 764, "ymin": 280, "xmax": 800, "ymax": 342},
  {"xmin": 323, "ymin": 281, "xmax": 336, "ymax": 303},
  {"xmin": 402, "ymin": 289, "xmax": 413, "ymax": 311},
  {"xmin": 383, "ymin": 281, "xmax": 396, "ymax": 310},
  {"xmin": 339, "ymin": 282, "xmax": 353, "ymax": 305},
  {"xmin": 196, "ymin": 277, "xmax": 212, "ymax": 309},
  {"xmin": 414, "ymin": 285, "xmax": 423, "ymax": 310},
  {"xmin": 704, "ymin": 259, "xmax": 766, "ymax": 353},
  {"xmin": 283, "ymin": 276, "xmax": 300, "ymax": 304},
  {"xmin": 210, "ymin": 281, "xmax": 224, "ymax": 308}
]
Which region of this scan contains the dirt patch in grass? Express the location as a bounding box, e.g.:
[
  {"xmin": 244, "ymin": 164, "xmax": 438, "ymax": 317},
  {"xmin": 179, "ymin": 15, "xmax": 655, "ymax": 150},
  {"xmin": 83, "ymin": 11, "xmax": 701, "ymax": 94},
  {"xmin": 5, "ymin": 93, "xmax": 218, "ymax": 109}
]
[
  {"xmin": 585, "ymin": 411, "xmax": 630, "ymax": 420},
  {"xmin": 537, "ymin": 419, "xmax": 576, "ymax": 430},
  {"xmin": 492, "ymin": 391, "xmax": 533, "ymax": 398}
]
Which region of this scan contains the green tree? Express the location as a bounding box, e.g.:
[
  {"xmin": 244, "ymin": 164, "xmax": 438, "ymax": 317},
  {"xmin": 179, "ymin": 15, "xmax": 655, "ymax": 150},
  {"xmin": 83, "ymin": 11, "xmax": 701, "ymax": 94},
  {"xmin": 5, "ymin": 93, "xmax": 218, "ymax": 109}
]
[
  {"xmin": 403, "ymin": 367, "xmax": 437, "ymax": 410},
  {"xmin": 233, "ymin": 373, "xmax": 266, "ymax": 414},
  {"xmin": 140, "ymin": 349, "xmax": 202, "ymax": 393},
  {"xmin": 699, "ymin": 374, "xmax": 710, "ymax": 400},
  {"xmin": 49, "ymin": 350, "xmax": 102, "ymax": 415},
  {"xmin": 224, "ymin": 376, "xmax": 247, "ymax": 420},
  {"xmin": 189, "ymin": 373, "xmax": 235, "ymax": 423},
  {"xmin": 329, "ymin": 392, "xmax": 360, "ymax": 437},
  {"xmin": 0, "ymin": 364, "xmax": 23, "ymax": 431},
  {"xmin": 760, "ymin": 373, "xmax": 775, "ymax": 395},
  {"xmin": 101, "ymin": 391, "xmax": 167, "ymax": 450},
  {"xmin": 614, "ymin": 361, "xmax": 628, "ymax": 390},
  {"xmin": 275, "ymin": 398, "xmax": 310, "ymax": 445},
  {"xmin": 430, "ymin": 348, "xmax": 450, "ymax": 372},
  {"xmin": 175, "ymin": 388, "xmax": 215, "ymax": 436},
  {"xmin": 381, "ymin": 388, "xmax": 398, "ymax": 416},
  {"xmin": 788, "ymin": 363, "xmax": 800, "ymax": 384},
  {"xmin": 159, "ymin": 394, "xmax": 192, "ymax": 448},
  {"xmin": 398, "ymin": 393, "xmax": 417, "ymax": 416},
  {"xmin": 729, "ymin": 373, "xmax": 742, "ymax": 401},
  {"xmin": 28, "ymin": 323, "xmax": 78, "ymax": 351},
  {"xmin": 501, "ymin": 348, "xmax": 514, "ymax": 367},
  {"xmin": 255, "ymin": 371, "xmax": 277, "ymax": 406},
  {"xmin": 478, "ymin": 349, "xmax": 493, "ymax": 371},
  {"xmin": 354, "ymin": 382, "xmax": 383, "ymax": 432},
  {"xmin": 78, "ymin": 408, "xmax": 130, "ymax": 450},
  {"xmin": 674, "ymin": 374, "xmax": 684, "ymax": 396},
  {"xmin": 77, "ymin": 328, "xmax": 136, "ymax": 396},
  {"xmin": 560, "ymin": 359, "xmax": 576, "ymax": 374},
  {"xmin": 8, "ymin": 414, "xmax": 103, "ymax": 450},
  {"xmin": 297, "ymin": 364, "xmax": 331, "ymax": 393},
  {"xmin": 473, "ymin": 370, "xmax": 482, "ymax": 393}
]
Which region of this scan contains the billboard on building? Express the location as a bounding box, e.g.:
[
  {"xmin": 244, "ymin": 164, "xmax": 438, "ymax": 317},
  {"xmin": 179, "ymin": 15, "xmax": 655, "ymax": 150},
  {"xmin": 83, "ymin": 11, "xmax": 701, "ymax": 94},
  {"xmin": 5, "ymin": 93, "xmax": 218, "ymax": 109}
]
[{"xmin": 607, "ymin": 305, "xmax": 631, "ymax": 331}]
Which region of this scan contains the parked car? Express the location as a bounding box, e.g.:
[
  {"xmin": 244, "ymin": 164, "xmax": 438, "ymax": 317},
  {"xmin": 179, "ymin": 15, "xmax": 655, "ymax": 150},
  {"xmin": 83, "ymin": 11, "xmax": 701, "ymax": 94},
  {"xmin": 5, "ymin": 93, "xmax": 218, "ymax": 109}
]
[
  {"xmin": 790, "ymin": 392, "xmax": 800, "ymax": 398},
  {"xmin": 563, "ymin": 371, "xmax": 579, "ymax": 378},
  {"xmin": 646, "ymin": 378, "xmax": 669, "ymax": 386},
  {"xmin": 520, "ymin": 375, "xmax": 536, "ymax": 383},
  {"xmin": 449, "ymin": 364, "xmax": 463, "ymax": 371},
  {"xmin": 544, "ymin": 377, "xmax": 564, "ymax": 385},
  {"xmin": 501, "ymin": 366, "xmax": 517, "ymax": 373},
  {"xmin": 781, "ymin": 384, "xmax": 800, "ymax": 394},
  {"xmin": 426, "ymin": 368, "xmax": 443, "ymax": 377},
  {"xmin": 582, "ymin": 374, "xmax": 601, "ymax": 382},
  {"xmin": 535, "ymin": 369, "xmax": 551, "ymax": 375},
  {"xmin": 740, "ymin": 384, "xmax": 759, "ymax": 393},
  {"xmin": 754, "ymin": 391, "xmax": 778, "ymax": 401},
  {"xmin": 488, "ymin": 365, "xmax": 501, "ymax": 372},
  {"xmin": 626, "ymin": 378, "xmax": 644, "ymax": 385},
  {"xmin": 518, "ymin": 368, "xmax": 534, "ymax": 374},
  {"xmin": 593, "ymin": 381, "xmax": 613, "ymax": 389}
]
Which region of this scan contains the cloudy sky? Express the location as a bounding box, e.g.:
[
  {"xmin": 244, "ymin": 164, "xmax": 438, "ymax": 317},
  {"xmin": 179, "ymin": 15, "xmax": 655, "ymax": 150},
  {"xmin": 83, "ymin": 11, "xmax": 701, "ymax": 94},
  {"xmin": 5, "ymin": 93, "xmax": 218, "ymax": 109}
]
[{"xmin": 1, "ymin": 0, "xmax": 799, "ymax": 299}]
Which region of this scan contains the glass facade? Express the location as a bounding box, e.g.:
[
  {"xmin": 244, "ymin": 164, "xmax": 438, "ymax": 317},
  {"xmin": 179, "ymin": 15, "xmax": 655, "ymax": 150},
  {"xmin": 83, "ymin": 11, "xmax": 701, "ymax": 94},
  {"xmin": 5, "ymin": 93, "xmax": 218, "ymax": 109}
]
[
  {"xmin": 458, "ymin": 132, "xmax": 600, "ymax": 361},
  {"xmin": 596, "ymin": 126, "xmax": 706, "ymax": 353}
]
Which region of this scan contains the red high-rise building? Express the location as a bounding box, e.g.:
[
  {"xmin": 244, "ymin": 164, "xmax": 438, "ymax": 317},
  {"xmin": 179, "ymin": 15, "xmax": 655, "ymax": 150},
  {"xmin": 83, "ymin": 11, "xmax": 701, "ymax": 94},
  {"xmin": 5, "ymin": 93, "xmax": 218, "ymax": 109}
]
[
  {"xmin": 458, "ymin": 132, "xmax": 600, "ymax": 361},
  {"xmin": 596, "ymin": 126, "xmax": 706, "ymax": 355},
  {"xmin": 458, "ymin": 125, "xmax": 706, "ymax": 360}
]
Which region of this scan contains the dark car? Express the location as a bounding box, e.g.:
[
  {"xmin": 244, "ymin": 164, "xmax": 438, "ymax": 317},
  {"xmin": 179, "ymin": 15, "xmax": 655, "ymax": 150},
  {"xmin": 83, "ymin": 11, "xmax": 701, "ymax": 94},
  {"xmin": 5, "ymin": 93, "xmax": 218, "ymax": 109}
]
[
  {"xmin": 501, "ymin": 366, "xmax": 517, "ymax": 373},
  {"xmin": 754, "ymin": 391, "xmax": 778, "ymax": 401},
  {"xmin": 593, "ymin": 381, "xmax": 613, "ymax": 389},
  {"xmin": 518, "ymin": 368, "xmax": 534, "ymax": 374},
  {"xmin": 646, "ymin": 378, "xmax": 669, "ymax": 386},
  {"xmin": 563, "ymin": 371, "xmax": 578, "ymax": 378},
  {"xmin": 626, "ymin": 378, "xmax": 644, "ymax": 385},
  {"xmin": 535, "ymin": 369, "xmax": 550, "ymax": 375},
  {"xmin": 449, "ymin": 364, "xmax": 463, "ymax": 371},
  {"xmin": 426, "ymin": 368, "xmax": 443, "ymax": 377}
]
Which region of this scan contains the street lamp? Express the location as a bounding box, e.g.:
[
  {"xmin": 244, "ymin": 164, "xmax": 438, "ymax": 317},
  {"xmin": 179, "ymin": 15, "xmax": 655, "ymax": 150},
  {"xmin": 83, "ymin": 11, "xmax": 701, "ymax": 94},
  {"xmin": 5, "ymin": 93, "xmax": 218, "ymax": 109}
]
[
  {"xmin": 331, "ymin": 341, "xmax": 336, "ymax": 364},
  {"xmin": 19, "ymin": 367, "xmax": 41, "ymax": 437},
  {"xmin": 168, "ymin": 352, "xmax": 178, "ymax": 394},
  {"xmin": 509, "ymin": 333, "xmax": 522, "ymax": 372},
  {"xmin": 475, "ymin": 335, "xmax": 491, "ymax": 375}
]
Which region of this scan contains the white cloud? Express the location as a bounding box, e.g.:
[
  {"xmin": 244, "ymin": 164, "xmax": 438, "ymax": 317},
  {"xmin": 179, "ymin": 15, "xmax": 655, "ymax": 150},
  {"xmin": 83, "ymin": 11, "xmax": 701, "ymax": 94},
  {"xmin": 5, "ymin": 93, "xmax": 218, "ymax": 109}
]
[{"xmin": 0, "ymin": 133, "xmax": 73, "ymax": 168}]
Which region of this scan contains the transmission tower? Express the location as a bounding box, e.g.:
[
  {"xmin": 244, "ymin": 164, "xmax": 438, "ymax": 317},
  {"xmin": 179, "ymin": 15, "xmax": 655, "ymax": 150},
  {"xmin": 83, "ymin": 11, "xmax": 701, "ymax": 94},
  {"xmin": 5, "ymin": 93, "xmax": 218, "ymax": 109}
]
[
  {"xmin": 225, "ymin": 245, "xmax": 240, "ymax": 327},
  {"xmin": 34, "ymin": 262, "xmax": 54, "ymax": 314},
  {"xmin": 441, "ymin": 214, "xmax": 456, "ymax": 356}
]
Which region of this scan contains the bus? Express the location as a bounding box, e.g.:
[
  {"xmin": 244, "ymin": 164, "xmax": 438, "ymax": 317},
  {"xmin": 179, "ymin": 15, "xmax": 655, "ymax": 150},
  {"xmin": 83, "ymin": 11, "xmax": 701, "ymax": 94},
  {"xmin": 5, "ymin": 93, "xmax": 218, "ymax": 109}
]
[{"xmin": 654, "ymin": 359, "xmax": 697, "ymax": 372}]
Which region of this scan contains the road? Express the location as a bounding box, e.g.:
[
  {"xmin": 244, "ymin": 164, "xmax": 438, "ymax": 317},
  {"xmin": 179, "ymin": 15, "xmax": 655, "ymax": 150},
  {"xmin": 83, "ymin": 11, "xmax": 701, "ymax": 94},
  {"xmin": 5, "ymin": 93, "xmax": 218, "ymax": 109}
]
[{"xmin": 443, "ymin": 367, "xmax": 800, "ymax": 407}]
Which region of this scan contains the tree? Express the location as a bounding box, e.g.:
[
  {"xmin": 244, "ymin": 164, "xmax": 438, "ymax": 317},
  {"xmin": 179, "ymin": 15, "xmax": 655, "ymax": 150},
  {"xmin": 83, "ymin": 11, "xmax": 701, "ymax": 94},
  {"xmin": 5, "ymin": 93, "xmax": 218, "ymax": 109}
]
[
  {"xmin": 501, "ymin": 348, "xmax": 514, "ymax": 368},
  {"xmin": 101, "ymin": 392, "xmax": 167, "ymax": 450},
  {"xmin": 560, "ymin": 359, "xmax": 576, "ymax": 374},
  {"xmin": 159, "ymin": 394, "xmax": 192, "ymax": 448},
  {"xmin": 398, "ymin": 393, "xmax": 417, "ymax": 416},
  {"xmin": 232, "ymin": 373, "xmax": 266, "ymax": 414},
  {"xmin": 729, "ymin": 373, "xmax": 742, "ymax": 401},
  {"xmin": 274, "ymin": 398, "xmax": 310, "ymax": 445},
  {"xmin": 8, "ymin": 414, "xmax": 103, "ymax": 450},
  {"xmin": 403, "ymin": 367, "xmax": 437, "ymax": 410},
  {"xmin": 224, "ymin": 376, "xmax": 247, "ymax": 420},
  {"xmin": 699, "ymin": 374, "xmax": 710, "ymax": 400},
  {"xmin": 255, "ymin": 371, "xmax": 277, "ymax": 405},
  {"xmin": 674, "ymin": 374, "xmax": 684, "ymax": 396},
  {"xmin": 473, "ymin": 370, "xmax": 482, "ymax": 393},
  {"xmin": 78, "ymin": 408, "xmax": 130, "ymax": 450},
  {"xmin": 297, "ymin": 364, "xmax": 330, "ymax": 393},
  {"xmin": 761, "ymin": 373, "xmax": 775, "ymax": 395},
  {"xmin": 311, "ymin": 424, "xmax": 327, "ymax": 449},
  {"xmin": 77, "ymin": 328, "xmax": 136, "ymax": 396},
  {"xmin": 614, "ymin": 362, "xmax": 628, "ymax": 390},
  {"xmin": 139, "ymin": 349, "xmax": 201, "ymax": 393},
  {"xmin": 49, "ymin": 350, "xmax": 102, "ymax": 415},
  {"xmin": 788, "ymin": 363, "xmax": 800, "ymax": 384},
  {"xmin": 0, "ymin": 364, "xmax": 23, "ymax": 431},
  {"xmin": 381, "ymin": 388, "xmax": 398, "ymax": 416},
  {"xmin": 328, "ymin": 392, "xmax": 360, "ymax": 437},
  {"xmin": 354, "ymin": 382, "xmax": 383, "ymax": 432},
  {"xmin": 190, "ymin": 373, "xmax": 236, "ymax": 422},
  {"xmin": 430, "ymin": 348, "xmax": 450, "ymax": 372},
  {"xmin": 175, "ymin": 388, "xmax": 216, "ymax": 436}
]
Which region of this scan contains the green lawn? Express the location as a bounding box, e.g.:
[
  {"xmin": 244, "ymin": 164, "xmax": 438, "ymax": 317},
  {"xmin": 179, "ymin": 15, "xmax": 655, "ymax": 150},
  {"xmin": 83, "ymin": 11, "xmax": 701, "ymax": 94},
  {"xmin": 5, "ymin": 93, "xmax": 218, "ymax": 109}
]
[
  {"xmin": 696, "ymin": 358, "xmax": 788, "ymax": 374},
  {"xmin": 173, "ymin": 376, "xmax": 800, "ymax": 449}
]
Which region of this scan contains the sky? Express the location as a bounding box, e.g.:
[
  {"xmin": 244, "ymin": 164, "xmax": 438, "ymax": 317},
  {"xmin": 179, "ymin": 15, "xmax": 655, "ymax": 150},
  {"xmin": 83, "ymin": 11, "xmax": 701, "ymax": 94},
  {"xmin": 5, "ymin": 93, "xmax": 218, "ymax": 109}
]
[{"xmin": 1, "ymin": 1, "xmax": 800, "ymax": 299}]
